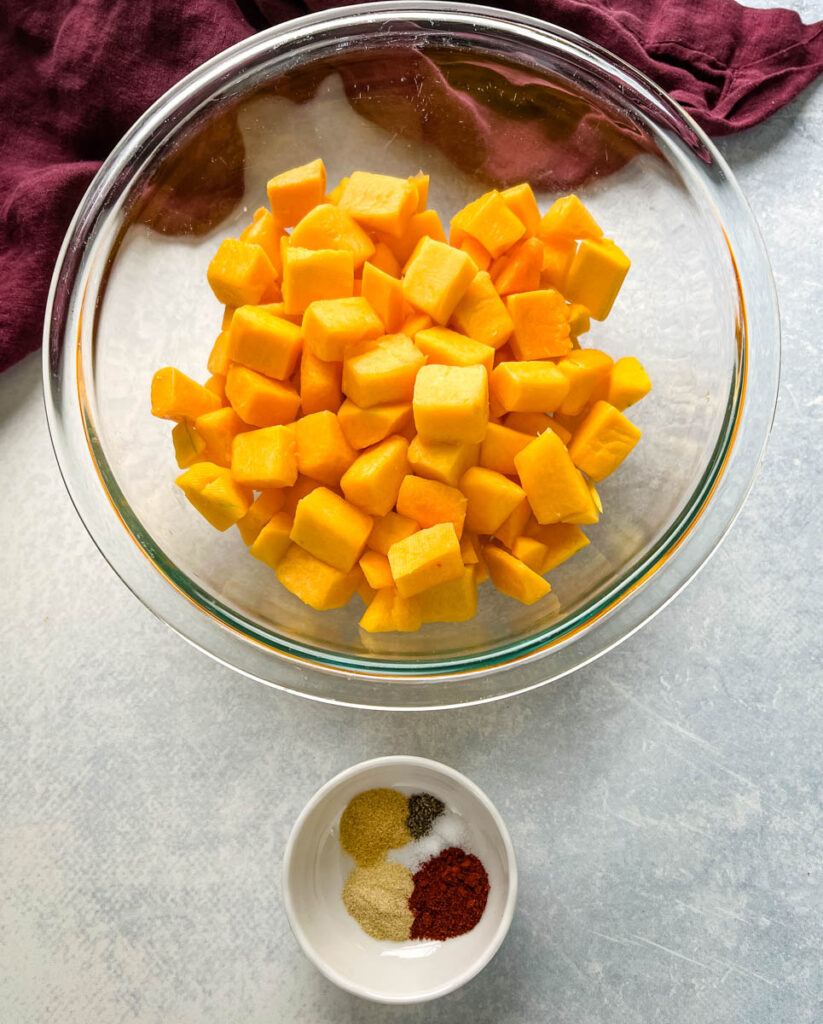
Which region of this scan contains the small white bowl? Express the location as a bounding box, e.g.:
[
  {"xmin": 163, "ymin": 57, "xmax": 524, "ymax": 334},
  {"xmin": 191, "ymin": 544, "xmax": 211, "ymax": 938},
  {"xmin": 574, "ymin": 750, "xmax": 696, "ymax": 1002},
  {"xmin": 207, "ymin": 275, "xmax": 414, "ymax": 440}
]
[{"xmin": 282, "ymin": 755, "xmax": 517, "ymax": 1004}]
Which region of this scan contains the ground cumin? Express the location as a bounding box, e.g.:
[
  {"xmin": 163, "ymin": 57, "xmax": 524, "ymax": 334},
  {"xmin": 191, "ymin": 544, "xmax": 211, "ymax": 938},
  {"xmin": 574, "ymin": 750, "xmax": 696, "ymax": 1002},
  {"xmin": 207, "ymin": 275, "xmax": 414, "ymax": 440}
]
[{"xmin": 339, "ymin": 788, "xmax": 411, "ymax": 865}]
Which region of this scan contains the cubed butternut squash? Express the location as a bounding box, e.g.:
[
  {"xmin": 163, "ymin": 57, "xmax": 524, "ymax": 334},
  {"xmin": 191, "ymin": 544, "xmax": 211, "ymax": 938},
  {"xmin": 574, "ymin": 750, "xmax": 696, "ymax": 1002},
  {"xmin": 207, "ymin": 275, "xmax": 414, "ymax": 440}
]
[
  {"xmin": 524, "ymin": 521, "xmax": 590, "ymax": 572},
  {"xmin": 564, "ymin": 239, "xmax": 630, "ymax": 320},
  {"xmin": 483, "ymin": 543, "xmax": 552, "ymax": 605},
  {"xmin": 171, "ymin": 419, "xmax": 206, "ymax": 469},
  {"xmin": 290, "ymin": 486, "xmax": 373, "ymax": 572},
  {"xmin": 231, "ymin": 424, "xmax": 298, "ymax": 489},
  {"xmin": 555, "ymin": 349, "xmax": 614, "ymax": 416},
  {"xmin": 490, "ymin": 361, "xmax": 570, "ymax": 413},
  {"xmin": 407, "ymin": 436, "xmax": 479, "ymax": 487},
  {"xmin": 358, "ymin": 550, "xmax": 395, "ymax": 591},
  {"xmin": 506, "ymin": 289, "xmax": 572, "ymax": 360},
  {"xmin": 416, "ymin": 567, "xmax": 478, "ymax": 623},
  {"xmin": 359, "ymin": 587, "xmax": 422, "ymax": 633},
  {"xmin": 396, "ymin": 475, "xmax": 467, "ymax": 539},
  {"xmin": 194, "ymin": 406, "xmax": 249, "ymax": 467},
  {"xmin": 266, "ymin": 158, "xmax": 326, "ymax": 227},
  {"xmin": 413, "ymin": 364, "xmax": 488, "ymax": 444},
  {"xmin": 300, "ymin": 348, "xmax": 343, "ymax": 415},
  {"xmin": 249, "ymin": 510, "xmax": 293, "ymax": 569},
  {"xmin": 295, "ymin": 410, "xmax": 356, "ymax": 486},
  {"xmin": 276, "ymin": 543, "xmax": 361, "ymax": 610},
  {"xmin": 387, "ymin": 522, "xmax": 463, "ymax": 597},
  {"xmin": 342, "ymin": 333, "xmax": 426, "ymax": 408},
  {"xmin": 337, "ymin": 397, "xmax": 412, "ymax": 449},
  {"xmin": 413, "ymin": 326, "xmax": 495, "ymax": 375},
  {"xmin": 175, "ymin": 462, "xmax": 253, "ymax": 531},
  {"xmin": 282, "ymin": 246, "xmax": 354, "ymax": 315},
  {"xmin": 479, "ymin": 422, "xmax": 533, "ymax": 476},
  {"xmin": 607, "ymin": 356, "xmax": 652, "ymax": 410},
  {"xmin": 340, "ymin": 435, "xmax": 409, "ymax": 517},
  {"xmin": 459, "ymin": 466, "xmax": 526, "ymax": 535},
  {"xmin": 449, "ymin": 271, "xmax": 513, "ymax": 350},
  {"xmin": 239, "ymin": 207, "xmax": 286, "ymax": 274},
  {"xmin": 151, "ymin": 367, "xmax": 222, "ymax": 421},
  {"xmin": 367, "ymin": 510, "xmax": 419, "ymax": 555},
  {"xmin": 290, "ymin": 203, "xmax": 375, "ymax": 268},
  {"xmin": 500, "ymin": 183, "xmax": 541, "ymax": 235},
  {"xmin": 514, "ymin": 427, "xmax": 599, "ymax": 525},
  {"xmin": 567, "ymin": 401, "xmax": 641, "ymax": 482},
  {"xmin": 225, "ymin": 364, "xmax": 301, "ymax": 427},
  {"xmin": 237, "ymin": 489, "xmax": 287, "ymax": 545},
  {"xmin": 538, "ymin": 195, "xmax": 602, "ymax": 241},
  {"xmin": 303, "ymin": 296, "xmax": 383, "ymax": 361},
  {"xmin": 207, "ymin": 239, "xmax": 277, "ymax": 307},
  {"xmin": 228, "ymin": 306, "xmax": 303, "ymax": 380},
  {"xmin": 402, "ymin": 237, "xmax": 475, "ymax": 324},
  {"xmin": 453, "ymin": 190, "xmax": 525, "ymax": 258},
  {"xmin": 361, "ymin": 262, "xmax": 404, "ymax": 333},
  {"xmin": 338, "ymin": 171, "xmax": 418, "ymax": 238}
]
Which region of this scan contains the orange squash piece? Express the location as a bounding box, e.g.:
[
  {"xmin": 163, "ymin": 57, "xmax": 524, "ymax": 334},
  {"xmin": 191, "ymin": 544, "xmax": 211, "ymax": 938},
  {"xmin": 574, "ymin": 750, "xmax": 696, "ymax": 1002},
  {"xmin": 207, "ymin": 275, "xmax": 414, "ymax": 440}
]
[
  {"xmin": 303, "ymin": 296, "xmax": 384, "ymax": 361},
  {"xmin": 295, "ymin": 410, "xmax": 356, "ymax": 486},
  {"xmin": 491, "ymin": 237, "xmax": 543, "ymax": 296},
  {"xmin": 449, "ymin": 271, "xmax": 513, "ymax": 350},
  {"xmin": 151, "ymin": 367, "xmax": 222, "ymax": 421},
  {"xmin": 276, "ymin": 543, "xmax": 361, "ymax": 610},
  {"xmin": 361, "ymin": 262, "xmax": 404, "ymax": 333},
  {"xmin": 290, "ymin": 486, "xmax": 373, "ymax": 572},
  {"xmin": 338, "ymin": 171, "xmax": 418, "ymax": 238},
  {"xmin": 387, "ymin": 522, "xmax": 464, "ymax": 598},
  {"xmin": 266, "ymin": 158, "xmax": 326, "ymax": 227},
  {"xmin": 340, "ymin": 435, "xmax": 409, "ymax": 517},
  {"xmin": 290, "ymin": 203, "xmax": 375, "ymax": 268},
  {"xmin": 396, "ymin": 475, "xmax": 467, "ymax": 539},
  {"xmin": 225, "ymin": 364, "xmax": 300, "ymax": 427},
  {"xmin": 239, "ymin": 207, "xmax": 286, "ymax": 275},
  {"xmin": 300, "ymin": 349, "xmax": 343, "ymax": 415},
  {"xmin": 402, "ymin": 237, "xmax": 475, "ymax": 324},
  {"xmin": 207, "ymin": 239, "xmax": 277, "ymax": 307},
  {"xmin": 506, "ymin": 289, "xmax": 572, "ymax": 360},
  {"xmin": 228, "ymin": 306, "xmax": 302, "ymax": 381},
  {"xmin": 282, "ymin": 246, "xmax": 354, "ymax": 315}
]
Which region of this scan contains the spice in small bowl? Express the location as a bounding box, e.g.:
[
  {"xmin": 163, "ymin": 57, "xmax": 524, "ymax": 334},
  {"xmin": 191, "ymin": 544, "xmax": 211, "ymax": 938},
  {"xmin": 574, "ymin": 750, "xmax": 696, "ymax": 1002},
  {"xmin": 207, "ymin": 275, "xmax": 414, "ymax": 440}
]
[{"xmin": 337, "ymin": 787, "xmax": 490, "ymax": 942}]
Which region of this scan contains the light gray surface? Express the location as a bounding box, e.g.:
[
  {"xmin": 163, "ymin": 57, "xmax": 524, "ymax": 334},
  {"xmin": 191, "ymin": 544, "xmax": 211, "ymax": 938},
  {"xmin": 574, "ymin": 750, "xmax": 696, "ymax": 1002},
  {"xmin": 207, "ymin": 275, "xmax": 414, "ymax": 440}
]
[{"xmin": 2, "ymin": 47, "xmax": 823, "ymax": 1024}]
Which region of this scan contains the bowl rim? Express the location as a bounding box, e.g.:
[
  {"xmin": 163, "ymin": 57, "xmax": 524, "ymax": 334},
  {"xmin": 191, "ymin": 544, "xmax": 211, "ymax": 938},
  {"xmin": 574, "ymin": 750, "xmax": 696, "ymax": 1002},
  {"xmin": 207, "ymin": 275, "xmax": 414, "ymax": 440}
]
[
  {"xmin": 281, "ymin": 754, "xmax": 518, "ymax": 1004},
  {"xmin": 43, "ymin": 0, "xmax": 780, "ymax": 706}
]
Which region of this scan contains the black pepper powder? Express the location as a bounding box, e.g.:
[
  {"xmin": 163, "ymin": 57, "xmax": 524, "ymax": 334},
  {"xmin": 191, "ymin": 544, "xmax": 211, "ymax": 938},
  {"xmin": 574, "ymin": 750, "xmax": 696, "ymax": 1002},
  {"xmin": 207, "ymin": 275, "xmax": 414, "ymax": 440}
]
[{"xmin": 406, "ymin": 792, "xmax": 445, "ymax": 840}]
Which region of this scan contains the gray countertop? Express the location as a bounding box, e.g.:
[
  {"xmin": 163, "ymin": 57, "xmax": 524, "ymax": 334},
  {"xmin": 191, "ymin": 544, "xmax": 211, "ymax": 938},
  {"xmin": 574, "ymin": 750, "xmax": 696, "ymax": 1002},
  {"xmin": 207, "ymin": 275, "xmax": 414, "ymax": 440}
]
[{"xmin": 2, "ymin": 17, "xmax": 822, "ymax": 1024}]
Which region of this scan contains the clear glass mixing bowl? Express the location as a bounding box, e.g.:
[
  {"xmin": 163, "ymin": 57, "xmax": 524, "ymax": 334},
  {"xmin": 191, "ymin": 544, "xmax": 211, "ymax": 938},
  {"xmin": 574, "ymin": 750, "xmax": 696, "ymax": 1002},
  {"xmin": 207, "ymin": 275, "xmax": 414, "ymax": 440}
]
[{"xmin": 44, "ymin": 2, "xmax": 780, "ymax": 709}]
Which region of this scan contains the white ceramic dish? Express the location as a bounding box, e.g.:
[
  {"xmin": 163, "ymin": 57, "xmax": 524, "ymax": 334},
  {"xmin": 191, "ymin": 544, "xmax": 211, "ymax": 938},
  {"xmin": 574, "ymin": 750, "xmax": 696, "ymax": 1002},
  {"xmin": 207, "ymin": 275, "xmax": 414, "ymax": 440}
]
[{"xmin": 282, "ymin": 755, "xmax": 517, "ymax": 1003}]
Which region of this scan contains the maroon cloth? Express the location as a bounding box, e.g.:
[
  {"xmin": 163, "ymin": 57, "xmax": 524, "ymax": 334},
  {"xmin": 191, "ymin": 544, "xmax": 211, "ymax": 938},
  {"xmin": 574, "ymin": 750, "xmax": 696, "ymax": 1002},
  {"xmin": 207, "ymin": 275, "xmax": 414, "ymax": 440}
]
[{"xmin": 2, "ymin": 0, "xmax": 822, "ymax": 373}]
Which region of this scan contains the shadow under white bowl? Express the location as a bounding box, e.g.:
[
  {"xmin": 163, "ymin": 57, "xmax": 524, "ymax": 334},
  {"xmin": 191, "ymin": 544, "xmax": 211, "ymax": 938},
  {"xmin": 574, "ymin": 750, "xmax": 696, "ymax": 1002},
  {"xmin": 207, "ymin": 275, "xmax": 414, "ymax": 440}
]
[{"xmin": 282, "ymin": 756, "xmax": 517, "ymax": 1003}]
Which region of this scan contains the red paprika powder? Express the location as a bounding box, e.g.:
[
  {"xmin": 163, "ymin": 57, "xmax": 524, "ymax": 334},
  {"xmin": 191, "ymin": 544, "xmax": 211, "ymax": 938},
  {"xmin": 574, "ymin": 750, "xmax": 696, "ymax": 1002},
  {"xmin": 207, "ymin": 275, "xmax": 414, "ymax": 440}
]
[{"xmin": 409, "ymin": 846, "xmax": 490, "ymax": 940}]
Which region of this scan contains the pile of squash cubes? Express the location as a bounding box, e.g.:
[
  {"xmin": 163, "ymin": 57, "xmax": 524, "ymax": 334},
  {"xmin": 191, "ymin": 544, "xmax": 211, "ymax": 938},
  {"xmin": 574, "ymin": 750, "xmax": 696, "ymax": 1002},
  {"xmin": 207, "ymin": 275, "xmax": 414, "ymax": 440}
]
[{"xmin": 150, "ymin": 159, "xmax": 651, "ymax": 632}]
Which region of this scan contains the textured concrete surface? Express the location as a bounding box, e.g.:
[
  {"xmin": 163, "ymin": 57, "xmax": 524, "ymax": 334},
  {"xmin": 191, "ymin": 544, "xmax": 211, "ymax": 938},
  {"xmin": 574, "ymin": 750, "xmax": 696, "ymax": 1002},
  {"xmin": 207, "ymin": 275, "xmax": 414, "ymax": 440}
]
[{"xmin": 2, "ymin": 17, "xmax": 822, "ymax": 1024}]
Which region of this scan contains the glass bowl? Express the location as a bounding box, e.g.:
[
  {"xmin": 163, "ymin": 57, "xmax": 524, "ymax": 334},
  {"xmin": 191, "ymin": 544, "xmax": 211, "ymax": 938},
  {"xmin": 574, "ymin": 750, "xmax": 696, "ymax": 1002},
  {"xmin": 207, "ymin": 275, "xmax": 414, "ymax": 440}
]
[{"xmin": 44, "ymin": 2, "xmax": 779, "ymax": 709}]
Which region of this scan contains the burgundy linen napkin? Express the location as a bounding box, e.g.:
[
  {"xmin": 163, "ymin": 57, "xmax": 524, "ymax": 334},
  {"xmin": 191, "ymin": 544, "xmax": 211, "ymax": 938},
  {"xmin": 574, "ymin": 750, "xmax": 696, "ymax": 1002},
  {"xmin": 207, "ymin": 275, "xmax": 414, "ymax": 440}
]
[{"xmin": 2, "ymin": 0, "xmax": 822, "ymax": 373}]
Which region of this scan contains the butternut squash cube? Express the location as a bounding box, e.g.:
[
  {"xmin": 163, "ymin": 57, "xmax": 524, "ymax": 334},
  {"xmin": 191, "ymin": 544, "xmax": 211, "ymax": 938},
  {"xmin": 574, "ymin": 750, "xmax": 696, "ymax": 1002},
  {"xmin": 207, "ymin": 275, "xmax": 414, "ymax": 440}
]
[
  {"xmin": 407, "ymin": 436, "xmax": 479, "ymax": 487},
  {"xmin": 493, "ymin": 497, "xmax": 532, "ymax": 550},
  {"xmin": 538, "ymin": 195, "xmax": 603, "ymax": 241},
  {"xmin": 539, "ymin": 237, "xmax": 576, "ymax": 291},
  {"xmin": 207, "ymin": 239, "xmax": 278, "ymax": 307},
  {"xmin": 295, "ymin": 410, "xmax": 356, "ymax": 486},
  {"xmin": 290, "ymin": 486, "xmax": 373, "ymax": 572},
  {"xmin": 387, "ymin": 522, "xmax": 463, "ymax": 597},
  {"xmin": 413, "ymin": 326, "xmax": 495, "ymax": 375},
  {"xmin": 207, "ymin": 331, "xmax": 232, "ymax": 377},
  {"xmin": 239, "ymin": 207, "xmax": 286, "ymax": 275},
  {"xmin": 326, "ymin": 175, "xmax": 349, "ymax": 205},
  {"xmin": 337, "ymin": 398, "xmax": 412, "ymax": 449},
  {"xmin": 249, "ymin": 510, "xmax": 293, "ymax": 569},
  {"xmin": 151, "ymin": 367, "xmax": 221, "ymax": 421},
  {"xmin": 396, "ymin": 475, "xmax": 467, "ymax": 539},
  {"xmin": 510, "ymin": 535, "xmax": 551, "ymax": 574},
  {"xmin": 358, "ymin": 550, "xmax": 394, "ymax": 591},
  {"xmin": 525, "ymin": 521, "xmax": 590, "ymax": 572},
  {"xmin": 282, "ymin": 246, "xmax": 354, "ymax": 315},
  {"xmin": 290, "ymin": 203, "xmax": 375, "ymax": 268},
  {"xmin": 460, "ymin": 466, "xmax": 526, "ymax": 535},
  {"xmin": 266, "ymin": 158, "xmax": 326, "ymax": 227},
  {"xmin": 276, "ymin": 543, "xmax": 361, "ymax": 610},
  {"xmin": 402, "ymin": 237, "xmax": 475, "ymax": 324},
  {"xmin": 460, "ymin": 532, "xmax": 481, "ymax": 565},
  {"xmin": 491, "ymin": 361, "xmax": 570, "ymax": 413},
  {"xmin": 506, "ymin": 289, "xmax": 572, "ymax": 359},
  {"xmin": 483, "ymin": 543, "xmax": 552, "ymax": 605},
  {"xmin": 416, "ymin": 567, "xmax": 478, "ymax": 623},
  {"xmin": 228, "ymin": 306, "xmax": 302, "ymax": 380},
  {"xmin": 338, "ymin": 170, "xmax": 418, "ymax": 238},
  {"xmin": 449, "ymin": 271, "xmax": 513, "ymax": 350},
  {"xmin": 361, "ymin": 262, "xmax": 404, "ymax": 333},
  {"xmin": 565, "ymin": 239, "xmax": 630, "ymax": 320},
  {"xmin": 514, "ymin": 428, "xmax": 599, "ymax": 525},
  {"xmin": 568, "ymin": 400, "xmax": 641, "ymax": 482},
  {"xmin": 342, "ymin": 333, "xmax": 426, "ymax": 408},
  {"xmin": 555, "ymin": 349, "xmax": 614, "ymax": 416},
  {"xmin": 453, "ymin": 190, "xmax": 525, "ymax": 258},
  {"xmin": 175, "ymin": 462, "xmax": 252, "ymax": 532},
  {"xmin": 367, "ymin": 511, "xmax": 419, "ymax": 555},
  {"xmin": 491, "ymin": 237, "xmax": 543, "ymax": 296},
  {"xmin": 231, "ymin": 424, "xmax": 297, "ymax": 489},
  {"xmin": 171, "ymin": 419, "xmax": 206, "ymax": 469},
  {"xmin": 413, "ymin": 364, "xmax": 489, "ymax": 445},
  {"xmin": 480, "ymin": 422, "xmax": 533, "ymax": 476},
  {"xmin": 607, "ymin": 356, "xmax": 652, "ymax": 410},
  {"xmin": 300, "ymin": 348, "xmax": 343, "ymax": 415},
  {"xmin": 359, "ymin": 588, "xmax": 422, "ymax": 633},
  {"xmin": 194, "ymin": 406, "xmax": 248, "ymax": 467},
  {"xmin": 340, "ymin": 435, "xmax": 409, "ymax": 517},
  {"xmin": 237, "ymin": 489, "xmax": 287, "ymax": 545},
  {"xmin": 303, "ymin": 296, "xmax": 383, "ymax": 361},
  {"xmin": 501, "ymin": 183, "xmax": 541, "ymax": 235},
  {"xmin": 225, "ymin": 364, "xmax": 300, "ymax": 427}
]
